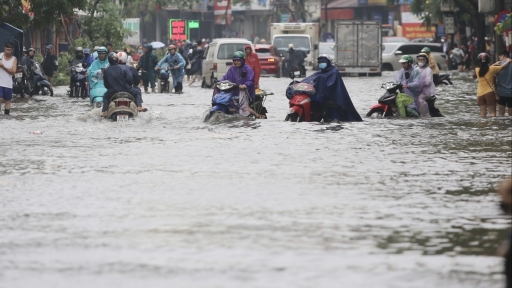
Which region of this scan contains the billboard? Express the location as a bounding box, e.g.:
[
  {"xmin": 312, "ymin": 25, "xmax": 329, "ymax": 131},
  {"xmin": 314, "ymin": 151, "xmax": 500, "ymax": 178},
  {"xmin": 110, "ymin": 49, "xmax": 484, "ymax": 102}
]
[
  {"xmin": 214, "ymin": 0, "xmax": 231, "ymax": 25},
  {"xmin": 170, "ymin": 19, "xmax": 187, "ymax": 41},
  {"xmin": 123, "ymin": 18, "xmax": 140, "ymax": 45},
  {"xmin": 232, "ymin": 0, "xmax": 271, "ymax": 11}
]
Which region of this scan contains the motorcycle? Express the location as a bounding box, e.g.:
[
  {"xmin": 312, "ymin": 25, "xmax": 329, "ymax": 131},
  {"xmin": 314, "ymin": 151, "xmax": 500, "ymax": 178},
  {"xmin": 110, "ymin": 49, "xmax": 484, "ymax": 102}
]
[
  {"xmin": 106, "ymin": 92, "xmax": 138, "ymax": 122},
  {"xmin": 158, "ymin": 67, "xmax": 171, "ymax": 93},
  {"xmin": 89, "ymin": 68, "xmax": 107, "ymax": 108},
  {"xmin": 366, "ymin": 82, "xmax": 443, "ymax": 117},
  {"xmin": 68, "ymin": 64, "xmax": 88, "ymax": 97},
  {"xmin": 434, "ymin": 72, "xmax": 453, "ymax": 86},
  {"xmin": 204, "ymin": 79, "xmax": 272, "ymax": 122},
  {"xmin": 284, "ymin": 70, "xmax": 324, "ymax": 122},
  {"xmin": 12, "ymin": 65, "xmax": 31, "ymax": 98},
  {"xmin": 29, "ymin": 60, "xmax": 53, "ymax": 96}
]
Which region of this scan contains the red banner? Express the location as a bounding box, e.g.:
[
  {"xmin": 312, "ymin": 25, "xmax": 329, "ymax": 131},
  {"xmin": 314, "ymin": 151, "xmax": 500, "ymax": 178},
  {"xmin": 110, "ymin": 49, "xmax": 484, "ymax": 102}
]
[
  {"xmin": 214, "ymin": 0, "xmax": 231, "ymax": 25},
  {"xmin": 321, "ymin": 9, "xmax": 354, "ymax": 20}
]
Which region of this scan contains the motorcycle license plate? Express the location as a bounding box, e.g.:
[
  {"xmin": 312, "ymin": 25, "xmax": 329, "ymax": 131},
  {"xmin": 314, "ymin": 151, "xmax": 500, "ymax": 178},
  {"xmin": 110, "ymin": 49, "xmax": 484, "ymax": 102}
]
[
  {"xmin": 117, "ymin": 114, "xmax": 129, "ymax": 122},
  {"xmin": 15, "ymin": 72, "xmax": 22, "ymax": 78}
]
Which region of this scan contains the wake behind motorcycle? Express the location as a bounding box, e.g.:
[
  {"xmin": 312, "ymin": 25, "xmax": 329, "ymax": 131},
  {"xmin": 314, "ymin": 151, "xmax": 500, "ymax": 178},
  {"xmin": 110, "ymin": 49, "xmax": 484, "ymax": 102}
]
[
  {"xmin": 106, "ymin": 92, "xmax": 138, "ymax": 122},
  {"xmin": 68, "ymin": 64, "xmax": 88, "ymax": 97},
  {"xmin": 366, "ymin": 82, "xmax": 443, "ymax": 117}
]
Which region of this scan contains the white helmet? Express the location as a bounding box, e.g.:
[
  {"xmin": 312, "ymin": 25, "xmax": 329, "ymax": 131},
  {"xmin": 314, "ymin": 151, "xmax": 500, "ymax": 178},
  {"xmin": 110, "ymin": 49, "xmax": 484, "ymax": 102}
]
[
  {"xmin": 317, "ymin": 54, "xmax": 333, "ymax": 63},
  {"xmin": 117, "ymin": 52, "xmax": 128, "ymax": 64}
]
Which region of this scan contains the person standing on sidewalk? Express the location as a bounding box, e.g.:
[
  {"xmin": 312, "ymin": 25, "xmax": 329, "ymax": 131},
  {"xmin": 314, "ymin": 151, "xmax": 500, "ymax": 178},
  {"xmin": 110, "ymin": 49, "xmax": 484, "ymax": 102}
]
[{"xmin": 0, "ymin": 42, "xmax": 18, "ymax": 115}]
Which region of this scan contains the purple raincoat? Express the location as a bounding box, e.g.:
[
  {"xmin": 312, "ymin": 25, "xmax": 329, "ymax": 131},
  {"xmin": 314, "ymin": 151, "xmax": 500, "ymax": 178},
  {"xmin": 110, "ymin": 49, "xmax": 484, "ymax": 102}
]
[{"xmin": 220, "ymin": 60, "xmax": 255, "ymax": 100}]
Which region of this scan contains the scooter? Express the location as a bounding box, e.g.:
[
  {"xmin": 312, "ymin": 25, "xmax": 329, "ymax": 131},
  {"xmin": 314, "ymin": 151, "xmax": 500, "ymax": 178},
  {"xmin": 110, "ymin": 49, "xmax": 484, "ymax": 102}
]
[
  {"xmin": 204, "ymin": 80, "xmax": 239, "ymax": 122},
  {"xmin": 366, "ymin": 82, "xmax": 443, "ymax": 117},
  {"xmin": 12, "ymin": 65, "xmax": 31, "ymax": 98},
  {"xmin": 68, "ymin": 64, "xmax": 88, "ymax": 97},
  {"xmin": 29, "ymin": 60, "xmax": 53, "ymax": 96},
  {"xmin": 434, "ymin": 72, "xmax": 453, "ymax": 86},
  {"xmin": 89, "ymin": 68, "xmax": 107, "ymax": 108},
  {"xmin": 158, "ymin": 67, "xmax": 171, "ymax": 93},
  {"xmin": 106, "ymin": 92, "xmax": 138, "ymax": 122},
  {"xmin": 284, "ymin": 70, "xmax": 323, "ymax": 122}
]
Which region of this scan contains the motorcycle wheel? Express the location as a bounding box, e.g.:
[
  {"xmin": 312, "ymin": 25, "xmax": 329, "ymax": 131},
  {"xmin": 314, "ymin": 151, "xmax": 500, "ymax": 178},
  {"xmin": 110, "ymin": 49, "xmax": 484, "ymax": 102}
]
[
  {"xmin": 285, "ymin": 112, "xmax": 300, "ymax": 122},
  {"xmin": 276, "ymin": 67, "xmax": 281, "ymax": 78},
  {"xmin": 366, "ymin": 108, "xmax": 384, "ymax": 117},
  {"xmin": 41, "ymin": 85, "xmax": 54, "ymax": 97},
  {"xmin": 204, "ymin": 111, "xmax": 214, "ymax": 122},
  {"xmin": 159, "ymin": 82, "xmax": 164, "ymax": 93},
  {"xmin": 201, "ymin": 77, "xmax": 206, "ymax": 88}
]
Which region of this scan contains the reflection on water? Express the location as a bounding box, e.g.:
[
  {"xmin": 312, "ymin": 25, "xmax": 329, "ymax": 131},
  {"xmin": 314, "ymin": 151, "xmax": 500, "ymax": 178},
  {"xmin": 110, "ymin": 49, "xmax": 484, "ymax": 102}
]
[{"xmin": 0, "ymin": 74, "xmax": 510, "ymax": 287}]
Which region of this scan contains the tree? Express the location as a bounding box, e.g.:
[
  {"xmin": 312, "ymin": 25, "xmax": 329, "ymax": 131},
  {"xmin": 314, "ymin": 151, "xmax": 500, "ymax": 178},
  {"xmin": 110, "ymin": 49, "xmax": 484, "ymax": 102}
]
[
  {"xmin": 387, "ymin": 0, "xmax": 486, "ymax": 53},
  {"xmin": 0, "ymin": 0, "xmax": 87, "ymax": 30},
  {"xmin": 79, "ymin": 0, "xmax": 129, "ymax": 47}
]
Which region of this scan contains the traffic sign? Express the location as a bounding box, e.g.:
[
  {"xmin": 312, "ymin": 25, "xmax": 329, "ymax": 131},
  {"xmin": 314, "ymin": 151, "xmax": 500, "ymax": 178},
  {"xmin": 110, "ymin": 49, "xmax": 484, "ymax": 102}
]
[{"xmin": 444, "ymin": 17, "xmax": 455, "ymax": 34}]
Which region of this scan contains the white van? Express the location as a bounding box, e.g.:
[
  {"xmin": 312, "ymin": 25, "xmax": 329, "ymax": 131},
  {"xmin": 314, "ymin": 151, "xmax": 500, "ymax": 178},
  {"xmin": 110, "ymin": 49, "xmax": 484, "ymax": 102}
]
[{"xmin": 201, "ymin": 38, "xmax": 254, "ymax": 88}]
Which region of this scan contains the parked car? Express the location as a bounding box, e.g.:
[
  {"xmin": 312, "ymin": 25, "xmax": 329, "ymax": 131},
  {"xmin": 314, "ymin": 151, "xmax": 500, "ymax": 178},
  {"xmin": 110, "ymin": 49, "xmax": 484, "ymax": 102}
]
[
  {"xmin": 201, "ymin": 38, "xmax": 254, "ymax": 88},
  {"xmin": 254, "ymin": 44, "xmax": 282, "ymax": 78},
  {"xmin": 318, "ymin": 42, "xmax": 335, "ymax": 63},
  {"xmin": 383, "ymin": 36, "xmax": 409, "ymax": 43},
  {"xmin": 381, "ymin": 42, "xmax": 448, "ymax": 71},
  {"xmin": 410, "ymin": 38, "xmax": 435, "ymax": 43}
]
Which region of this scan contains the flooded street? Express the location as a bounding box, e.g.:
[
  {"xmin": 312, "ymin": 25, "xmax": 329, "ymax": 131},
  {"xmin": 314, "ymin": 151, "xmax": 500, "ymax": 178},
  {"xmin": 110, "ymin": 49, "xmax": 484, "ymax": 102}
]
[{"xmin": 1, "ymin": 72, "xmax": 511, "ymax": 287}]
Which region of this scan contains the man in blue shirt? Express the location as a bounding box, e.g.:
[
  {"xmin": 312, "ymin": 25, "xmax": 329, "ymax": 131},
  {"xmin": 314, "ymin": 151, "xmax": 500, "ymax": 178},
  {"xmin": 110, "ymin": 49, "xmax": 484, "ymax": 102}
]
[{"xmin": 496, "ymin": 50, "xmax": 512, "ymax": 117}]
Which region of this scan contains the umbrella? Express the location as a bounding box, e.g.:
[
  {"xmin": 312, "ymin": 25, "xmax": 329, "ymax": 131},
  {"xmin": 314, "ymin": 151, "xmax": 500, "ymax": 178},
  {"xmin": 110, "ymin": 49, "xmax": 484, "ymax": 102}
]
[
  {"xmin": 0, "ymin": 23, "xmax": 23, "ymax": 60},
  {"xmin": 150, "ymin": 41, "xmax": 166, "ymax": 49}
]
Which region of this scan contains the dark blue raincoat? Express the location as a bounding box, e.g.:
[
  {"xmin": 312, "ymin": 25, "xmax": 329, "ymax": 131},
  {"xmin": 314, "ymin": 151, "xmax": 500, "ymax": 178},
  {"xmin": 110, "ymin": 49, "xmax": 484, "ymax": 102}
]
[{"xmin": 288, "ymin": 65, "xmax": 362, "ymax": 122}]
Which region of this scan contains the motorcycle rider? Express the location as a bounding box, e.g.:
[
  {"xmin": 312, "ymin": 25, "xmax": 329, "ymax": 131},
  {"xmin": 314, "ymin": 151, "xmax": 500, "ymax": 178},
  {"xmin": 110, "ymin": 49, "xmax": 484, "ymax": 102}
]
[
  {"xmin": 287, "ymin": 54, "xmax": 362, "ymax": 122},
  {"xmin": 244, "ymin": 44, "xmax": 261, "ymax": 88},
  {"xmin": 88, "ymin": 47, "xmax": 109, "ymax": 99},
  {"xmin": 102, "ymin": 52, "xmax": 134, "ymax": 118},
  {"xmin": 156, "ymin": 44, "xmax": 185, "ymax": 94},
  {"xmin": 117, "ymin": 51, "xmax": 146, "ymax": 112},
  {"xmin": 70, "ymin": 47, "xmax": 85, "ymax": 66},
  {"xmin": 42, "ymin": 45, "xmax": 58, "ymax": 85},
  {"xmin": 286, "ymin": 44, "xmax": 306, "ymax": 77},
  {"xmin": 137, "ymin": 44, "xmax": 158, "ymax": 94},
  {"xmin": 420, "ymin": 47, "xmax": 439, "ymax": 85},
  {"xmin": 404, "ymin": 53, "xmax": 435, "ymax": 117},
  {"xmin": 216, "ymin": 51, "xmax": 264, "ymax": 118},
  {"xmin": 394, "ymin": 55, "xmax": 419, "ymax": 96},
  {"xmin": 82, "ymin": 48, "xmax": 94, "ymax": 68}
]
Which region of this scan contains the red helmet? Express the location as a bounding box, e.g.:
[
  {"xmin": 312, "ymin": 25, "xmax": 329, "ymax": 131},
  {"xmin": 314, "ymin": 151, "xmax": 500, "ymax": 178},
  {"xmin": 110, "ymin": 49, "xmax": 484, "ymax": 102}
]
[{"xmin": 117, "ymin": 52, "xmax": 128, "ymax": 64}]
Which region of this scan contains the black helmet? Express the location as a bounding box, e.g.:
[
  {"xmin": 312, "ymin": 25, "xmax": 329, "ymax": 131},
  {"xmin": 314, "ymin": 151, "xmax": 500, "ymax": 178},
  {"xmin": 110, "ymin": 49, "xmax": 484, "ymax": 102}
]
[
  {"xmin": 107, "ymin": 52, "xmax": 118, "ymax": 65},
  {"xmin": 477, "ymin": 52, "xmax": 490, "ymax": 63}
]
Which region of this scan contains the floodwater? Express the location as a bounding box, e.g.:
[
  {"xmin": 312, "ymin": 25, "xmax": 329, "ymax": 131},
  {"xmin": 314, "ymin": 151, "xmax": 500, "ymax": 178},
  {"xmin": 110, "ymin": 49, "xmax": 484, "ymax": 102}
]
[{"xmin": 1, "ymin": 72, "xmax": 511, "ymax": 288}]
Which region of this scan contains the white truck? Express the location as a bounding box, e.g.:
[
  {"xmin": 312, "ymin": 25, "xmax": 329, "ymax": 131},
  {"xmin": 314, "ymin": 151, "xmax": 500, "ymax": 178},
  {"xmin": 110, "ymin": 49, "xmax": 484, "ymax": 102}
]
[
  {"xmin": 270, "ymin": 23, "xmax": 319, "ymax": 69},
  {"xmin": 334, "ymin": 21, "xmax": 382, "ymax": 76}
]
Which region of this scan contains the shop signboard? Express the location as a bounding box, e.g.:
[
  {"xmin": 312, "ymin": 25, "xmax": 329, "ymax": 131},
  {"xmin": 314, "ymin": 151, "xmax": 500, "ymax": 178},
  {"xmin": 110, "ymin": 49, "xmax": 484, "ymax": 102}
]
[
  {"xmin": 123, "ymin": 18, "xmax": 140, "ymax": 45},
  {"xmin": 170, "ymin": 19, "xmax": 187, "ymax": 41}
]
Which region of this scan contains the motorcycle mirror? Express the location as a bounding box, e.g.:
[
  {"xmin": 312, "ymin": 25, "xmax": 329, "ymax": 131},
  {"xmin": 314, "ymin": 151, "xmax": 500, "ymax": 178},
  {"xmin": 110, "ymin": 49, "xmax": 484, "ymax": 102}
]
[
  {"xmin": 405, "ymin": 72, "xmax": 410, "ymax": 79},
  {"xmin": 241, "ymin": 71, "xmax": 247, "ymax": 78}
]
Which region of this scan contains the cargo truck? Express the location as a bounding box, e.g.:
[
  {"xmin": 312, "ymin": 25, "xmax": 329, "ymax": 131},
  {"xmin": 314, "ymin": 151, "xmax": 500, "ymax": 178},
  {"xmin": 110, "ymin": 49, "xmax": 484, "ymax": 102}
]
[
  {"xmin": 270, "ymin": 23, "xmax": 319, "ymax": 70},
  {"xmin": 334, "ymin": 21, "xmax": 382, "ymax": 76}
]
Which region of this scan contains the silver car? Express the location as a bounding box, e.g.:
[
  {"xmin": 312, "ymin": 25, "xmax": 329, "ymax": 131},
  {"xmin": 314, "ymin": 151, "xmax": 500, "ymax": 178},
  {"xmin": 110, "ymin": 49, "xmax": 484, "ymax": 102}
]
[{"xmin": 381, "ymin": 42, "xmax": 448, "ymax": 71}]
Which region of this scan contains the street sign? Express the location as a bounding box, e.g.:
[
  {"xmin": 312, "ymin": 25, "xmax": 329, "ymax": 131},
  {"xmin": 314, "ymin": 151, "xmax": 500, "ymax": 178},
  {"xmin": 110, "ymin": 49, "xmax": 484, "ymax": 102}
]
[{"xmin": 444, "ymin": 16, "xmax": 455, "ymax": 34}]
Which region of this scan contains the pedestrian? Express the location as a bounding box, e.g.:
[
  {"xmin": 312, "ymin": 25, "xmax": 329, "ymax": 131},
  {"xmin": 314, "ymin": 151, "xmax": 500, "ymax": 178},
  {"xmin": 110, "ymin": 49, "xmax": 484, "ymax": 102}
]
[
  {"xmin": 451, "ymin": 43, "xmax": 465, "ymax": 72},
  {"xmin": 137, "ymin": 44, "xmax": 158, "ymax": 94},
  {"xmin": 244, "ymin": 44, "xmax": 261, "ymax": 88},
  {"xmin": 188, "ymin": 40, "xmax": 203, "ymax": 87},
  {"xmin": 496, "ymin": 50, "xmax": 512, "ymax": 117},
  {"xmin": 497, "ymin": 177, "xmax": 512, "ymax": 288},
  {"xmin": 253, "ymin": 34, "xmax": 260, "ymax": 45},
  {"xmin": 475, "ymin": 52, "xmax": 512, "ymax": 117},
  {"xmin": 41, "ymin": 45, "xmax": 58, "ymax": 85},
  {"xmin": 461, "ymin": 44, "xmax": 470, "ymax": 71},
  {"xmin": 0, "ymin": 42, "xmax": 18, "ymax": 115}
]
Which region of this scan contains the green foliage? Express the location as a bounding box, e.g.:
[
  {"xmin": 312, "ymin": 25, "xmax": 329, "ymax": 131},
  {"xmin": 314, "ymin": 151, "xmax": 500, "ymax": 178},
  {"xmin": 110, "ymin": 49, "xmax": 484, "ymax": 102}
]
[
  {"xmin": 0, "ymin": 0, "xmax": 87, "ymax": 30},
  {"xmin": 80, "ymin": 0, "xmax": 129, "ymax": 48},
  {"xmin": 495, "ymin": 13, "xmax": 512, "ymax": 35},
  {"xmin": 53, "ymin": 52, "xmax": 74, "ymax": 86}
]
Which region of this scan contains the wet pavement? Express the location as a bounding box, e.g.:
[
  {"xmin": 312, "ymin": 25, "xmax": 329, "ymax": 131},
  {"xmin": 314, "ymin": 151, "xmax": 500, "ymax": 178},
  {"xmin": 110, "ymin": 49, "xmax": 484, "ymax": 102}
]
[{"xmin": 0, "ymin": 71, "xmax": 511, "ymax": 287}]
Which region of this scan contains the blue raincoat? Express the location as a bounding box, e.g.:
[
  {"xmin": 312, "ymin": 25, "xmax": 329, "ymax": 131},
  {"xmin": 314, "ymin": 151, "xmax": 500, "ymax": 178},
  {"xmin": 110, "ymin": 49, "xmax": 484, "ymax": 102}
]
[
  {"xmin": 157, "ymin": 52, "xmax": 185, "ymax": 88},
  {"xmin": 88, "ymin": 57, "xmax": 109, "ymax": 91}
]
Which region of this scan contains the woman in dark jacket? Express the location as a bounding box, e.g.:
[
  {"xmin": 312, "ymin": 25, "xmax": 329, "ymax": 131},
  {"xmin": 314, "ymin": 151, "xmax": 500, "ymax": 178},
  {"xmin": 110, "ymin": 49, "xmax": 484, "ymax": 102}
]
[{"xmin": 137, "ymin": 44, "xmax": 158, "ymax": 93}]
